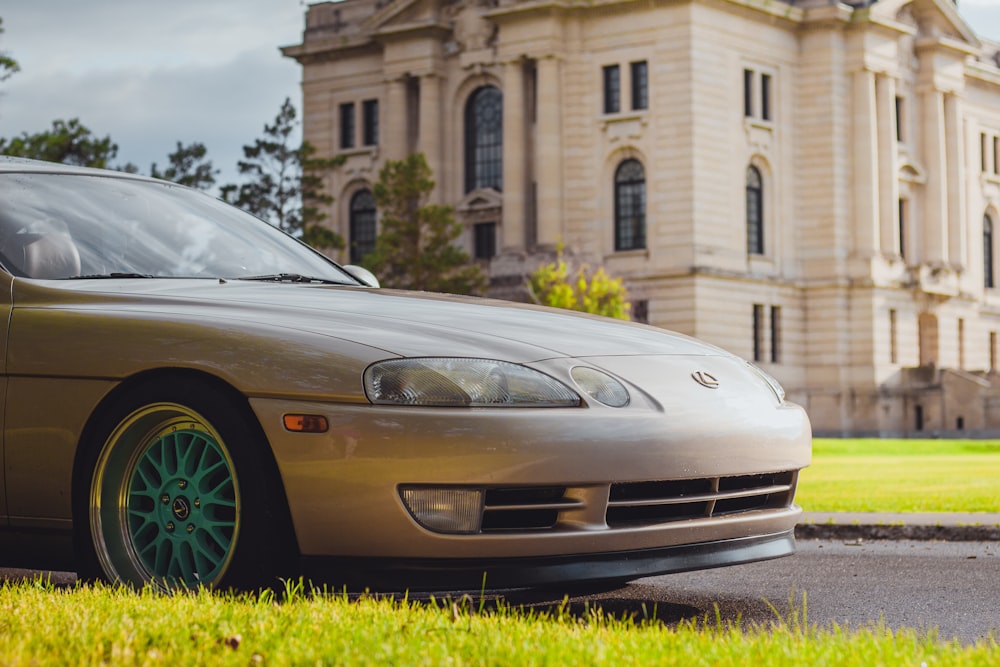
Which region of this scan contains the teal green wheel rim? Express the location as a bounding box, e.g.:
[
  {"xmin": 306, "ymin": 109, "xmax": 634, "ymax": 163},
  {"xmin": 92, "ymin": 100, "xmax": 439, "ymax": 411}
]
[{"xmin": 90, "ymin": 404, "xmax": 241, "ymax": 588}]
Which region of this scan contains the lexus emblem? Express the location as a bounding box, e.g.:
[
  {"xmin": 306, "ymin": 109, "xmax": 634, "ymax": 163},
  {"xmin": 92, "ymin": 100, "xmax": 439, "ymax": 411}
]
[{"xmin": 691, "ymin": 371, "xmax": 719, "ymax": 389}]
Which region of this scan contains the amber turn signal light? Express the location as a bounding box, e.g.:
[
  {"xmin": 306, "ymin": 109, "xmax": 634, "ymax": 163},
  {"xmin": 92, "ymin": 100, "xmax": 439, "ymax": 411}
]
[{"xmin": 282, "ymin": 414, "xmax": 329, "ymax": 433}]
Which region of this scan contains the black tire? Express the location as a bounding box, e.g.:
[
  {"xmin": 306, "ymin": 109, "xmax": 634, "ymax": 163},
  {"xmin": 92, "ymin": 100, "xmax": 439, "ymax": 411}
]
[{"xmin": 73, "ymin": 376, "xmax": 295, "ymax": 590}]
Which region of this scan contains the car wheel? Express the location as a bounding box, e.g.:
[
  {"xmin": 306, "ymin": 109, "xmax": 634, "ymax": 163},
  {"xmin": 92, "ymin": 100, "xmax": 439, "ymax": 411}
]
[{"xmin": 76, "ymin": 379, "xmax": 293, "ymax": 589}]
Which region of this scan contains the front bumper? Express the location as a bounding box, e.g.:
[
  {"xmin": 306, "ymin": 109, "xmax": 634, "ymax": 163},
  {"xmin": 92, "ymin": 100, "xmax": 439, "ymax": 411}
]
[
  {"xmin": 298, "ymin": 530, "xmax": 797, "ymax": 592},
  {"xmin": 250, "ymin": 386, "xmax": 811, "ymax": 565}
]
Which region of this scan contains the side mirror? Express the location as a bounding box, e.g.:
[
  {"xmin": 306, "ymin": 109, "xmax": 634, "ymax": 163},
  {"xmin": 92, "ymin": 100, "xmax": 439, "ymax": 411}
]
[{"xmin": 342, "ymin": 264, "xmax": 380, "ymax": 288}]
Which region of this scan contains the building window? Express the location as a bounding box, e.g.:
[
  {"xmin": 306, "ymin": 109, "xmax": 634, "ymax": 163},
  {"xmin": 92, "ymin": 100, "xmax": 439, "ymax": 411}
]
[
  {"xmin": 743, "ymin": 69, "xmax": 754, "ymax": 117},
  {"xmin": 348, "ymin": 189, "xmax": 376, "ymax": 264},
  {"xmin": 744, "ymin": 68, "xmax": 772, "ymax": 121},
  {"xmin": 761, "ymin": 73, "xmax": 772, "ymax": 121},
  {"xmin": 958, "ymin": 318, "xmax": 965, "ymax": 370},
  {"xmin": 752, "ymin": 304, "xmax": 764, "ymax": 363},
  {"xmin": 603, "ymin": 65, "xmax": 620, "ymax": 114},
  {"xmin": 986, "ymin": 214, "xmax": 995, "ymax": 288},
  {"xmin": 631, "ymin": 61, "xmax": 648, "ymax": 111},
  {"xmin": 895, "ymin": 96, "xmax": 904, "ymax": 142},
  {"xmin": 746, "ymin": 165, "xmax": 764, "ymax": 255},
  {"xmin": 995, "ymin": 137, "xmax": 1000, "ymax": 176},
  {"xmin": 898, "ymin": 198, "xmax": 907, "ymax": 259},
  {"xmin": 614, "ymin": 159, "xmax": 646, "ymax": 251},
  {"xmin": 770, "ymin": 305, "xmax": 781, "ymax": 363},
  {"xmin": 982, "ymin": 133, "xmax": 989, "ymax": 172},
  {"xmin": 990, "ymin": 331, "xmax": 997, "ymax": 371},
  {"xmin": 464, "ymin": 86, "xmax": 503, "ymax": 193},
  {"xmin": 889, "ymin": 309, "xmax": 898, "ymax": 364},
  {"xmin": 632, "ymin": 299, "xmax": 649, "ymax": 324},
  {"xmin": 362, "ymin": 99, "xmax": 379, "ymax": 146},
  {"xmin": 339, "ymin": 102, "xmax": 355, "ymax": 149},
  {"xmin": 914, "ymin": 405, "xmax": 924, "ymax": 432},
  {"xmin": 473, "ymin": 222, "xmax": 496, "ymax": 260}
]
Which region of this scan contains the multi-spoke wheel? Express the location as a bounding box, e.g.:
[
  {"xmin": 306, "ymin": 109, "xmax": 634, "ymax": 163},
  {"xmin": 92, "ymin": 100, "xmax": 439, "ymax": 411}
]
[{"xmin": 75, "ymin": 379, "xmax": 293, "ymax": 589}]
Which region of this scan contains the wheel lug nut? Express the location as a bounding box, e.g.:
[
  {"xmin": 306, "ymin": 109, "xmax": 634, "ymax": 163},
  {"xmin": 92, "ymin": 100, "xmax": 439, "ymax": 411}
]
[
  {"xmin": 178, "ymin": 480, "xmax": 187, "ymax": 490},
  {"xmin": 194, "ymin": 498, "xmax": 200, "ymax": 508},
  {"xmin": 166, "ymin": 522, "xmax": 175, "ymax": 532},
  {"xmin": 161, "ymin": 494, "xmax": 170, "ymax": 504},
  {"xmin": 186, "ymin": 524, "xmax": 194, "ymax": 534}
]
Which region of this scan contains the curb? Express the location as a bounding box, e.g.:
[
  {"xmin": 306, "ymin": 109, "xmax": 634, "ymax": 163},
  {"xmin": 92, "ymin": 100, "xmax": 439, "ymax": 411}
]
[{"xmin": 796, "ymin": 512, "xmax": 1000, "ymax": 542}]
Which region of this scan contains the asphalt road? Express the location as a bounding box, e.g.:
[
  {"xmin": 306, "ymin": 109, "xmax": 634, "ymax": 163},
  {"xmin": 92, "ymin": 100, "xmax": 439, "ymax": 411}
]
[
  {"xmin": 4, "ymin": 539, "xmax": 998, "ymax": 643},
  {"xmin": 526, "ymin": 539, "xmax": 1000, "ymax": 644}
]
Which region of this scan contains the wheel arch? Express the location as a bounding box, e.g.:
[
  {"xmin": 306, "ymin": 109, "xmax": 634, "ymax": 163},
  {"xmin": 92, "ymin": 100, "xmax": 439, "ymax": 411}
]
[{"xmin": 71, "ymin": 367, "xmax": 300, "ymax": 574}]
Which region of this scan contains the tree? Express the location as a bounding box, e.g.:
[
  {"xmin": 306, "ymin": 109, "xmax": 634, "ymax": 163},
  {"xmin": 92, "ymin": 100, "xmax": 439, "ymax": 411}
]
[
  {"xmin": 220, "ymin": 97, "xmax": 343, "ymax": 252},
  {"xmin": 151, "ymin": 141, "xmax": 218, "ymax": 190},
  {"xmin": 528, "ymin": 247, "xmax": 631, "ymax": 320},
  {"xmin": 365, "ymin": 153, "xmax": 486, "ymax": 295},
  {"xmin": 0, "ymin": 118, "xmax": 120, "ymax": 168},
  {"xmin": 0, "ymin": 17, "xmax": 18, "ymax": 83}
]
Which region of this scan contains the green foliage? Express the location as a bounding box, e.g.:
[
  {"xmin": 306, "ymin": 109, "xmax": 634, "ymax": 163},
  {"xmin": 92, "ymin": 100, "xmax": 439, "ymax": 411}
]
[
  {"xmin": 528, "ymin": 247, "xmax": 631, "ymax": 320},
  {"xmin": 796, "ymin": 438, "xmax": 1000, "ymax": 513},
  {"xmin": 0, "ymin": 17, "xmax": 18, "ymax": 82},
  {"xmin": 0, "ymin": 118, "xmax": 120, "ymax": 168},
  {"xmin": 366, "ymin": 153, "xmax": 486, "ymax": 295},
  {"xmin": 150, "ymin": 141, "xmax": 218, "ymax": 190},
  {"xmin": 220, "ymin": 98, "xmax": 344, "ymax": 251},
  {"xmin": 0, "ymin": 579, "xmax": 994, "ymax": 665}
]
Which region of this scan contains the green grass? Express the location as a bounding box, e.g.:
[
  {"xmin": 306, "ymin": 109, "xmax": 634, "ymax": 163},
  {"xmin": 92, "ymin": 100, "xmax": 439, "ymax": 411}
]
[
  {"xmin": 0, "ymin": 578, "xmax": 997, "ymax": 666},
  {"xmin": 796, "ymin": 438, "xmax": 1000, "ymax": 513}
]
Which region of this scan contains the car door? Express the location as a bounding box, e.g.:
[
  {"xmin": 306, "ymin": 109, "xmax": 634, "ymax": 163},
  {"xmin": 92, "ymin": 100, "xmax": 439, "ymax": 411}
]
[{"xmin": 0, "ymin": 269, "xmax": 10, "ymax": 525}]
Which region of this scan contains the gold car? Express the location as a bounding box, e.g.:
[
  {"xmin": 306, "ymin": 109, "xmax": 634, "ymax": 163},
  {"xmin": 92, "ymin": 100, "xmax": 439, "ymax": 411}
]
[{"xmin": 0, "ymin": 157, "xmax": 811, "ymax": 591}]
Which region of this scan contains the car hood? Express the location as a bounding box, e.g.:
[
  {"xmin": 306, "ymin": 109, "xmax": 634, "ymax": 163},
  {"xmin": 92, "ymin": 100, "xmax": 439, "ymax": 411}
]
[{"xmin": 31, "ymin": 279, "xmax": 732, "ymax": 362}]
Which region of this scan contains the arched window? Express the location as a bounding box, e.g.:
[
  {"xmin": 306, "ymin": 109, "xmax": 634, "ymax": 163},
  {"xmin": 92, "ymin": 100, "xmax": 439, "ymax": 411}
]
[
  {"xmin": 986, "ymin": 214, "xmax": 995, "ymax": 289},
  {"xmin": 746, "ymin": 165, "xmax": 764, "ymax": 255},
  {"xmin": 464, "ymin": 86, "xmax": 503, "ymax": 193},
  {"xmin": 349, "ymin": 189, "xmax": 376, "ymax": 264},
  {"xmin": 614, "ymin": 159, "xmax": 646, "ymax": 251}
]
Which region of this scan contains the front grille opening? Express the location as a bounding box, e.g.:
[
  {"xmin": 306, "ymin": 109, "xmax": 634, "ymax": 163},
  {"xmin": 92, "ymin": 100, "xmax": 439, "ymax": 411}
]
[
  {"xmin": 718, "ymin": 471, "xmax": 794, "ymax": 492},
  {"xmin": 608, "ymin": 478, "xmax": 712, "ymax": 502},
  {"xmin": 483, "ymin": 509, "xmax": 559, "ymax": 531},
  {"xmin": 606, "ymin": 471, "xmax": 796, "ymax": 529},
  {"xmin": 481, "ymin": 486, "xmax": 568, "ymax": 533},
  {"xmin": 484, "ymin": 487, "xmax": 566, "ymax": 505},
  {"xmin": 606, "ymin": 501, "xmax": 710, "ymax": 527}
]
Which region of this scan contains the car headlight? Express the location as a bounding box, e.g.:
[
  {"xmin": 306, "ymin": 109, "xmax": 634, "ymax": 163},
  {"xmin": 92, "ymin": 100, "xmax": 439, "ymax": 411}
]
[
  {"xmin": 571, "ymin": 366, "xmax": 630, "ymax": 408},
  {"xmin": 746, "ymin": 362, "xmax": 786, "ymax": 404},
  {"xmin": 364, "ymin": 358, "xmax": 581, "ymax": 407}
]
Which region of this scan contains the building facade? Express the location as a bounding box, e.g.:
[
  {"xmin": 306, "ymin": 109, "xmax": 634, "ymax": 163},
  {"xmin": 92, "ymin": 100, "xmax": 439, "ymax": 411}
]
[{"xmin": 283, "ymin": 0, "xmax": 1000, "ymax": 436}]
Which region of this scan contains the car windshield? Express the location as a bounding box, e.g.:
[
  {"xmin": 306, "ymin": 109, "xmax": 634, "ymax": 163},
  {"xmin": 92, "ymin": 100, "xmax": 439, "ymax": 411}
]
[{"xmin": 0, "ymin": 172, "xmax": 359, "ymax": 283}]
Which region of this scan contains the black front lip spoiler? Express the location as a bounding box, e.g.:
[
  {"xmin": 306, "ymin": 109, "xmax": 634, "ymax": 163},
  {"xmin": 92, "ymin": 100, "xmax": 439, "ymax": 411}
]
[{"xmin": 299, "ymin": 530, "xmax": 796, "ymax": 592}]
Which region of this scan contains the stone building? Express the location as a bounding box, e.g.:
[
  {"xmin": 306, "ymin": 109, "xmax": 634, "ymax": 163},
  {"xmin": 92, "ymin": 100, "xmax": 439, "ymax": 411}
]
[{"xmin": 282, "ymin": 0, "xmax": 1000, "ymax": 436}]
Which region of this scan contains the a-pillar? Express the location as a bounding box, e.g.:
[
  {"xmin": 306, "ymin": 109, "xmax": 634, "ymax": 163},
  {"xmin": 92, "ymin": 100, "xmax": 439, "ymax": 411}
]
[
  {"xmin": 875, "ymin": 74, "xmax": 900, "ymax": 257},
  {"xmin": 501, "ymin": 59, "xmax": 527, "ymax": 253},
  {"xmin": 535, "ymin": 56, "xmax": 563, "ymax": 249}
]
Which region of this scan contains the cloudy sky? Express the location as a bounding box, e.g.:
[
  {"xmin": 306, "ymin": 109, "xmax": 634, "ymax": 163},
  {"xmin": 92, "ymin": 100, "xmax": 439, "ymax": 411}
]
[{"xmin": 1, "ymin": 0, "xmax": 1000, "ymax": 192}]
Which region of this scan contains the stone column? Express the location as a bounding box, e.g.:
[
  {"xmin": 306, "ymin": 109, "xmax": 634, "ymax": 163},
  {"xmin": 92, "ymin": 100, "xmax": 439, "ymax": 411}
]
[
  {"xmin": 501, "ymin": 59, "xmax": 526, "ymax": 252},
  {"xmin": 535, "ymin": 56, "xmax": 563, "ymax": 249},
  {"xmin": 383, "ymin": 76, "xmax": 408, "ymax": 162},
  {"xmin": 875, "ymin": 74, "xmax": 900, "ymax": 257},
  {"xmin": 921, "ymin": 87, "xmax": 948, "ymax": 264},
  {"xmin": 944, "ymin": 92, "xmax": 966, "ymax": 268},
  {"xmin": 418, "ymin": 73, "xmax": 443, "ymax": 203},
  {"xmin": 852, "ymin": 69, "xmax": 880, "ymax": 259}
]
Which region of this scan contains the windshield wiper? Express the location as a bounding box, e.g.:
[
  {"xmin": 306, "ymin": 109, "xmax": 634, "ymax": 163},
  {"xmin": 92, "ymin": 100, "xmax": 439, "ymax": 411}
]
[
  {"xmin": 237, "ymin": 273, "xmax": 352, "ymax": 285},
  {"xmin": 70, "ymin": 272, "xmax": 154, "ymax": 279}
]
